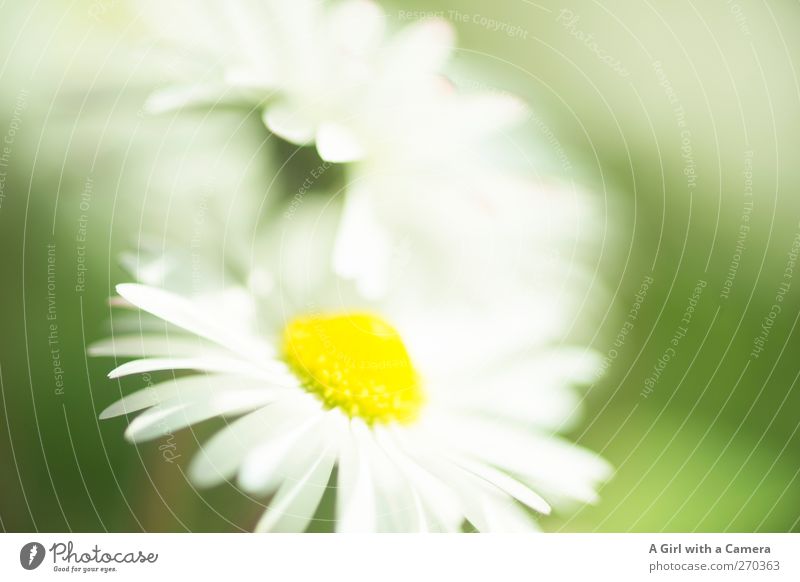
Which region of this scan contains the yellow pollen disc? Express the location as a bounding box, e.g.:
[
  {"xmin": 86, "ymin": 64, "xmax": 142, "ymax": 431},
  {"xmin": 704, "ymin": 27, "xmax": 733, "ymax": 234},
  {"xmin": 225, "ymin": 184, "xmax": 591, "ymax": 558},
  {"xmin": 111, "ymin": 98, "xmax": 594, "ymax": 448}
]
[{"xmin": 282, "ymin": 312, "xmax": 424, "ymax": 424}]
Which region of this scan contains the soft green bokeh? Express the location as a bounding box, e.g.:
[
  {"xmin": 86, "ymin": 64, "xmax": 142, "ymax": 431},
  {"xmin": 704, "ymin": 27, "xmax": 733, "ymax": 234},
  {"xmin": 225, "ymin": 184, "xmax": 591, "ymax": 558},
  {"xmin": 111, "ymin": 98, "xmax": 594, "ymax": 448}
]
[{"xmin": 1, "ymin": 0, "xmax": 799, "ymax": 532}]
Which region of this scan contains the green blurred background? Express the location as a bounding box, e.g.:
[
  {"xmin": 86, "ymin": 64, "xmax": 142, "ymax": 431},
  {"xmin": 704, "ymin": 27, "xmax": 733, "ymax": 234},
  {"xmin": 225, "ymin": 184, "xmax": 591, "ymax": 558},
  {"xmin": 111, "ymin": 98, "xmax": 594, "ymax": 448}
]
[{"xmin": 1, "ymin": 0, "xmax": 800, "ymax": 532}]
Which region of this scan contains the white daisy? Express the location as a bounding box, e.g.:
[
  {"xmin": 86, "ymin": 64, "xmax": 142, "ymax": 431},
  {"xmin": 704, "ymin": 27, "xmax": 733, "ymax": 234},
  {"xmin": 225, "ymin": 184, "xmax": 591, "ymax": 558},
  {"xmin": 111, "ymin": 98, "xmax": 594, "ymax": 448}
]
[
  {"xmin": 92, "ymin": 275, "xmax": 610, "ymax": 532},
  {"xmin": 131, "ymin": 0, "xmax": 570, "ymax": 300},
  {"xmin": 138, "ymin": 0, "xmax": 458, "ymax": 163}
]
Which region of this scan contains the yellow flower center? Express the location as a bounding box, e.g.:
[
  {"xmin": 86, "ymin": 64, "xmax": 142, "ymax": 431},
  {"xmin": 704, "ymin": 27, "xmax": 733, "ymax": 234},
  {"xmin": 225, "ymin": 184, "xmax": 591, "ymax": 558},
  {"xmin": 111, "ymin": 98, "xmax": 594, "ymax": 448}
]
[{"xmin": 282, "ymin": 312, "xmax": 424, "ymax": 424}]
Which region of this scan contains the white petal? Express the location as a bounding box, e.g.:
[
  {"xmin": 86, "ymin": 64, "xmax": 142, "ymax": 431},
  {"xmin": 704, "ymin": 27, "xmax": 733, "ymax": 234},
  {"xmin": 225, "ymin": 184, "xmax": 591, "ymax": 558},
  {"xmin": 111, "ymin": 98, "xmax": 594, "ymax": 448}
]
[
  {"xmin": 385, "ymin": 18, "xmax": 454, "ymax": 80},
  {"xmin": 115, "ymin": 283, "xmax": 270, "ymax": 361},
  {"xmin": 479, "ymin": 494, "xmax": 540, "ymax": 532},
  {"xmin": 332, "ymin": 186, "xmax": 392, "ymax": 298},
  {"xmin": 188, "ymin": 395, "xmax": 314, "ymax": 487},
  {"xmin": 88, "ymin": 335, "xmax": 212, "ymax": 358},
  {"xmin": 374, "ymin": 428, "xmax": 463, "ymax": 532},
  {"xmin": 99, "ymin": 374, "xmax": 269, "ymax": 419},
  {"xmin": 107, "ymin": 356, "xmax": 296, "ymax": 386},
  {"xmin": 395, "ymin": 442, "xmax": 537, "ymax": 532},
  {"xmin": 509, "ymin": 438, "xmax": 613, "ymax": 505},
  {"xmin": 144, "ymin": 83, "xmax": 235, "ymax": 114},
  {"xmin": 461, "ymin": 484, "xmax": 539, "ymax": 533},
  {"xmin": 443, "ymin": 349, "xmax": 601, "ymax": 429},
  {"xmin": 124, "ymin": 388, "xmax": 280, "ymax": 443},
  {"xmin": 100, "ymin": 383, "xmax": 176, "ymax": 420},
  {"xmin": 430, "ymin": 414, "xmax": 611, "ymax": 504},
  {"xmin": 454, "ymin": 458, "xmax": 551, "ymax": 515},
  {"xmin": 237, "ymin": 412, "xmax": 326, "ymax": 495},
  {"xmin": 316, "ymin": 122, "xmax": 365, "ymax": 162},
  {"xmin": 336, "ymin": 422, "xmax": 377, "ymax": 532},
  {"xmin": 390, "ymin": 424, "xmax": 552, "ymax": 529},
  {"xmin": 358, "ymin": 431, "xmax": 420, "ymax": 532},
  {"xmin": 254, "ymin": 446, "xmax": 337, "ymax": 532},
  {"xmin": 262, "ymin": 101, "xmax": 317, "ymax": 145}
]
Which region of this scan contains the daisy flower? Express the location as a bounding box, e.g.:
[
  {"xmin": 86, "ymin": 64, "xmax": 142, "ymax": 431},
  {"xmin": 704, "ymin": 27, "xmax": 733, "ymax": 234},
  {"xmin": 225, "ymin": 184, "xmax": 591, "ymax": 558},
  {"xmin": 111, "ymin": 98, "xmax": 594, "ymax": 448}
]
[
  {"xmin": 93, "ymin": 254, "xmax": 610, "ymax": 532},
  {"xmin": 94, "ymin": 284, "xmax": 609, "ymax": 532},
  {"xmin": 131, "ymin": 0, "xmax": 569, "ymax": 300},
  {"xmin": 138, "ymin": 0, "xmax": 458, "ymax": 163}
]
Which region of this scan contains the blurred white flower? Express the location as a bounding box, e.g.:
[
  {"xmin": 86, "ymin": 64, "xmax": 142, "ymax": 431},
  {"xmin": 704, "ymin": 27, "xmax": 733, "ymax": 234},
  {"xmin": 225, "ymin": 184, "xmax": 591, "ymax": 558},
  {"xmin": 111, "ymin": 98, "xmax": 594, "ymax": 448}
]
[
  {"xmin": 132, "ymin": 0, "xmax": 590, "ymax": 302},
  {"xmin": 333, "ymin": 168, "xmax": 598, "ymax": 300},
  {"xmin": 140, "ymin": 0, "xmax": 456, "ymax": 163},
  {"xmin": 92, "ymin": 278, "xmax": 609, "ymax": 532},
  {"xmin": 328, "ymin": 80, "xmax": 544, "ymax": 298}
]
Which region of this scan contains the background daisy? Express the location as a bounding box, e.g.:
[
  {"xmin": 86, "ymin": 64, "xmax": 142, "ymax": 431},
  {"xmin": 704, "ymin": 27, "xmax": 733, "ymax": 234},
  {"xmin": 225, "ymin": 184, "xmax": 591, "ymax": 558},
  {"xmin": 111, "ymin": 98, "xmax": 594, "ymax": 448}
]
[{"xmin": 138, "ymin": 0, "xmax": 456, "ymax": 163}]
